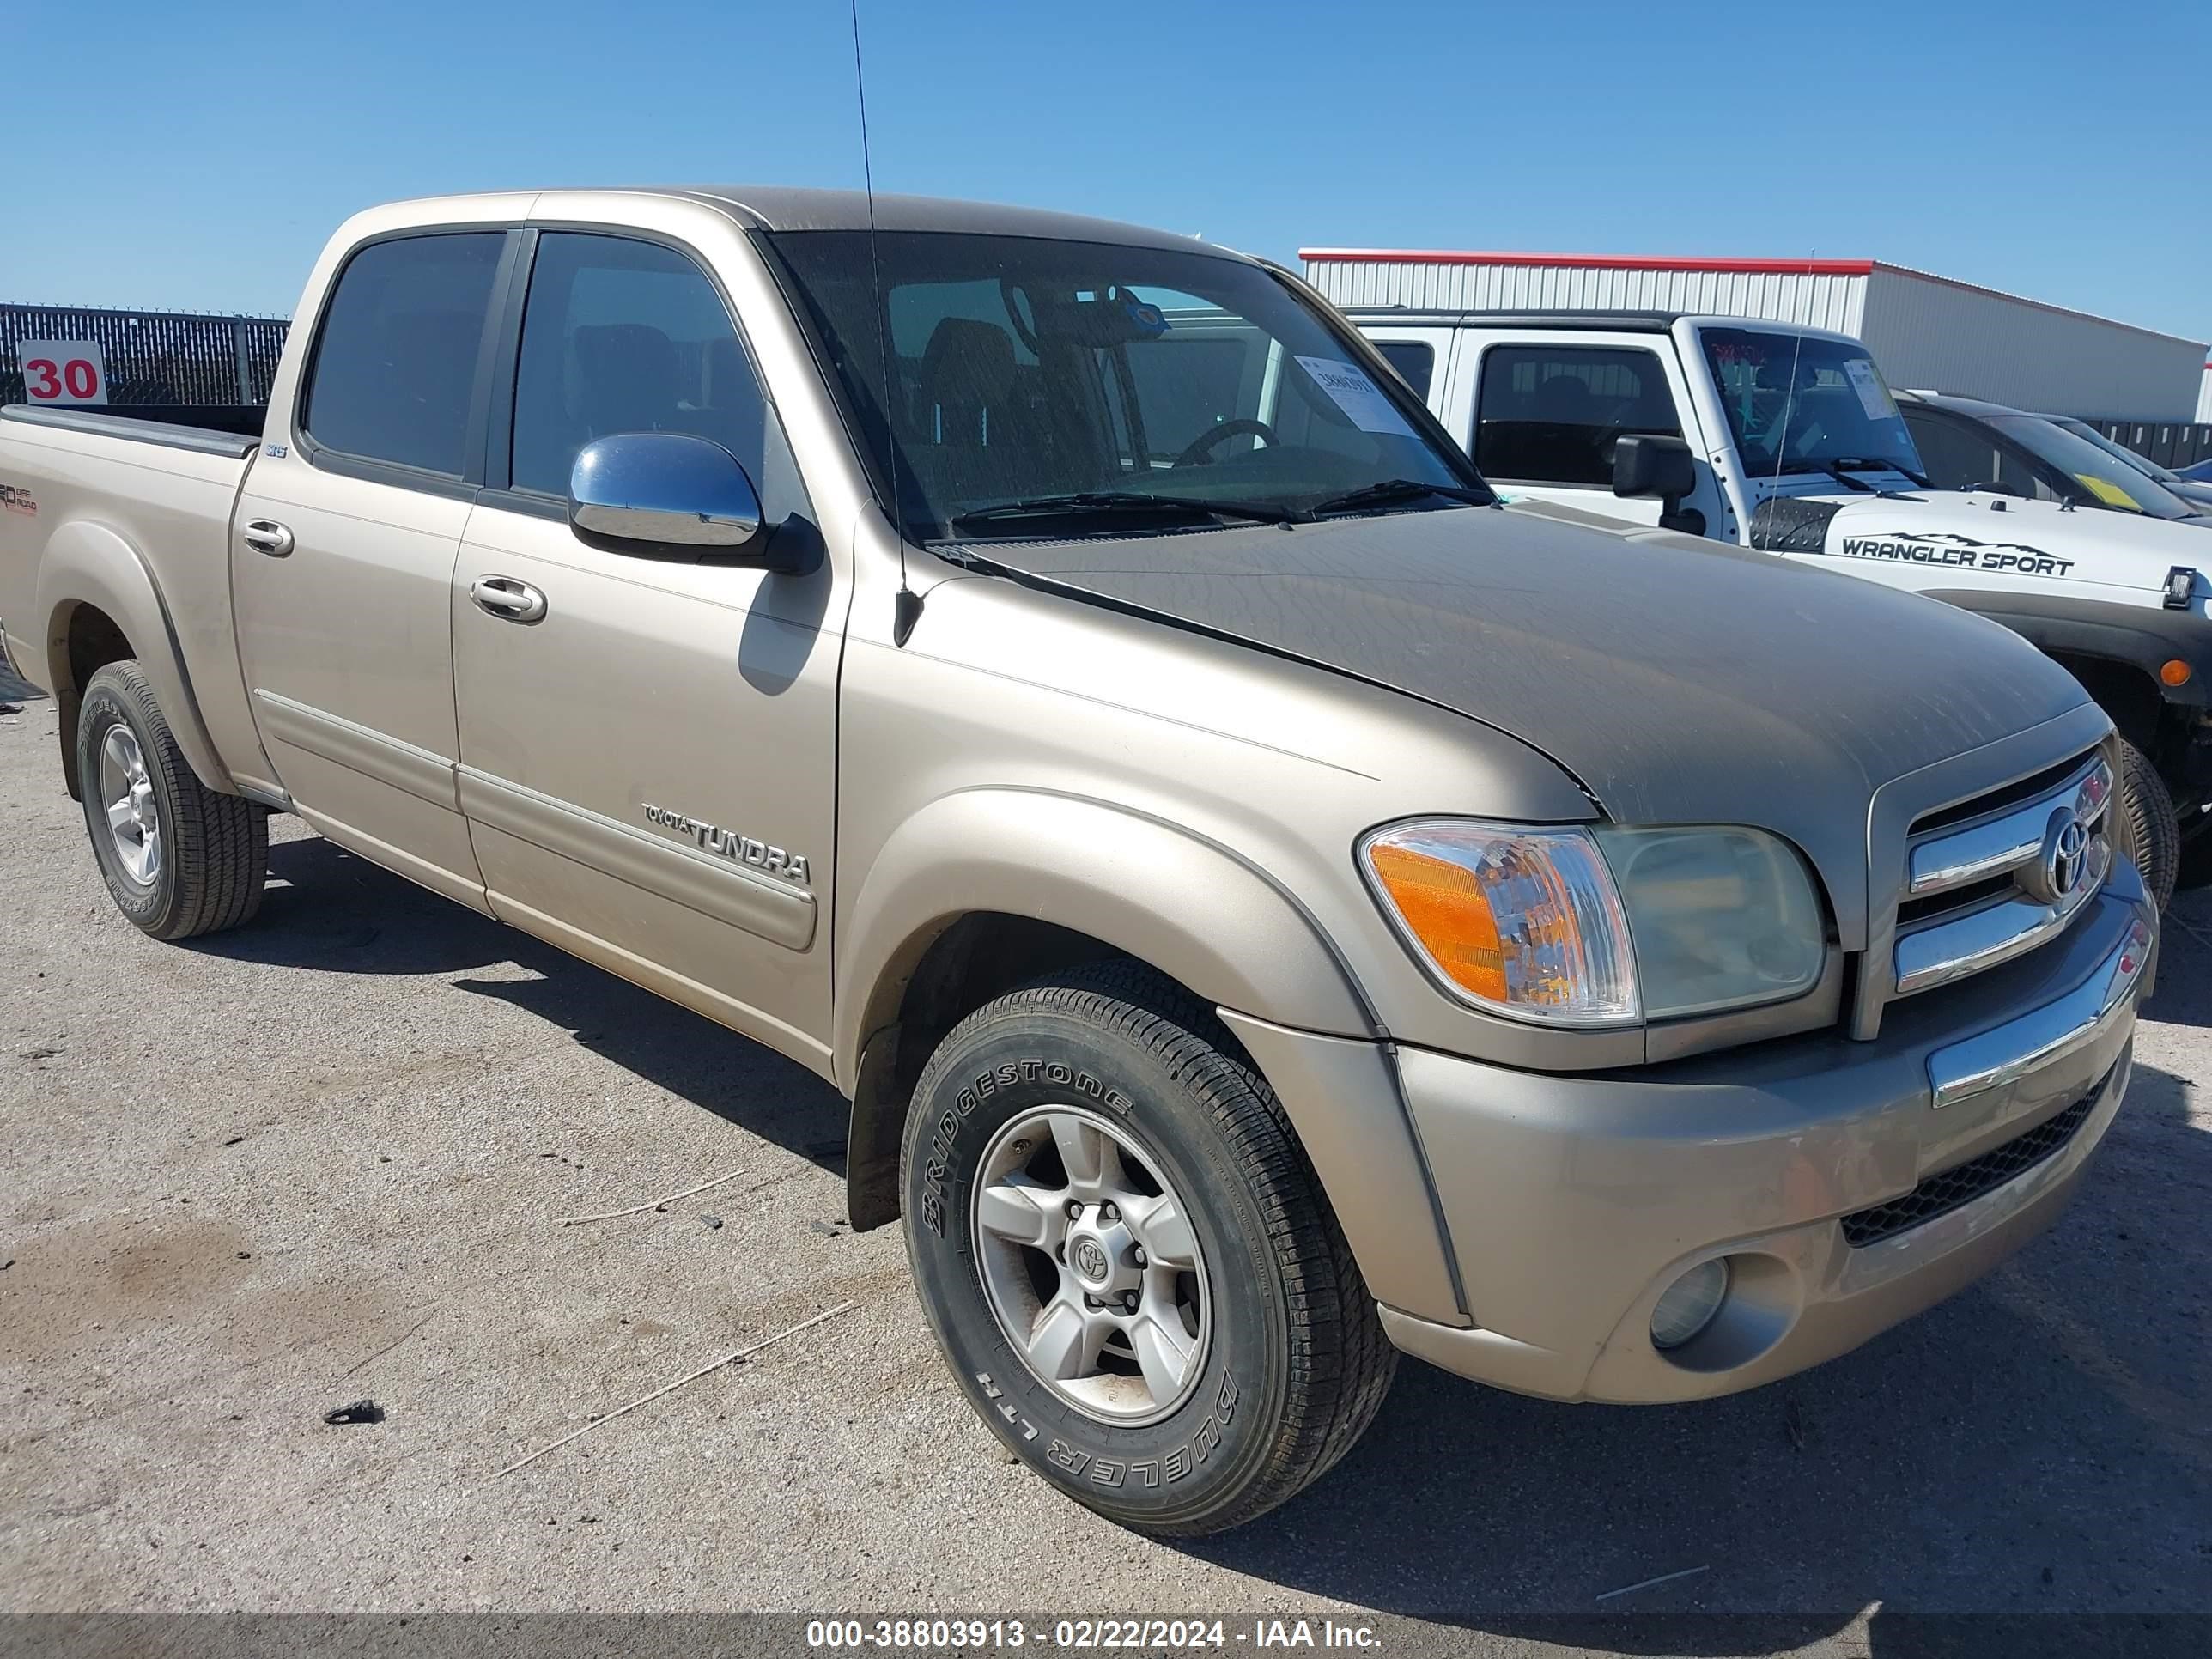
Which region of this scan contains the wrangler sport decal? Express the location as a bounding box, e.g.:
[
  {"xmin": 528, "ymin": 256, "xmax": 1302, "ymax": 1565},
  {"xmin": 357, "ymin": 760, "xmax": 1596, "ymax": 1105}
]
[{"xmin": 1826, "ymin": 532, "xmax": 2074, "ymax": 578}]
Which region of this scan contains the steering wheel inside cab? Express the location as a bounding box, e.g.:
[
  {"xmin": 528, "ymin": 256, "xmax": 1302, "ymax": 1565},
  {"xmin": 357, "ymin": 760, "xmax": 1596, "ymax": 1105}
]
[{"xmin": 1174, "ymin": 419, "xmax": 1278, "ymax": 468}]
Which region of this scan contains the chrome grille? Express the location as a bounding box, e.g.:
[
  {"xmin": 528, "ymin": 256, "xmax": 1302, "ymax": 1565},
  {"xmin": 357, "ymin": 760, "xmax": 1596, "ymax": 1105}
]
[{"xmin": 1890, "ymin": 750, "xmax": 2112, "ymax": 1002}]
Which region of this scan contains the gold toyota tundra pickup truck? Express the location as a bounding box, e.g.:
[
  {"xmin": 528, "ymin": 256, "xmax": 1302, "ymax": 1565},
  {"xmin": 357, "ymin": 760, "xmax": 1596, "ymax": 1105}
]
[{"xmin": 0, "ymin": 188, "xmax": 2156, "ymax": 1534}]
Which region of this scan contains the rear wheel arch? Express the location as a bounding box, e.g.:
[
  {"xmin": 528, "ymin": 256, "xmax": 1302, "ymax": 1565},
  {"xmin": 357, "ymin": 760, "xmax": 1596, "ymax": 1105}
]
[{"xmin": 35, "ymin": 520, "xmax": 232, "ymax": 799}]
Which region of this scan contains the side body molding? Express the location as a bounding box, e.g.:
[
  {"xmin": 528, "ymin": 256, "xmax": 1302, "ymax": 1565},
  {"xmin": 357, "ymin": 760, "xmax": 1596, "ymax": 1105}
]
[{"xmin": 35, "ymin": 519, "xmax": 234, "ymax": 796}]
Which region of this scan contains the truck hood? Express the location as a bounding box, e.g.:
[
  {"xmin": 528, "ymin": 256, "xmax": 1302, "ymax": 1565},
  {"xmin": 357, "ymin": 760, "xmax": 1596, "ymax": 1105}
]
[
  {"xmin": 957, "ymin": 504, "xmax": 2092, "ymax": 919},
  {"xmin": 1802, "ymin": 489, "xmax": 2212, "ymax": 599}
]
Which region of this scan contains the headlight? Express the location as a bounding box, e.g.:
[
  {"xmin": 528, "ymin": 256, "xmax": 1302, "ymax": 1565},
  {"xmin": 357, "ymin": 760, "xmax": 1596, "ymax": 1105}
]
[
  {"xmin": 1593, "ymin": 825, "xmax": 1826, "ymax": 1019},
  {"xmin": 1361, "ymin": 819, "xmax": 1824, "ymax": 1027}
]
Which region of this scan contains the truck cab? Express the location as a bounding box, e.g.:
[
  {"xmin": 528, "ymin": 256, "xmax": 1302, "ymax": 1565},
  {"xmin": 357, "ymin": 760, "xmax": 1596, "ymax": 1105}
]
[{"xmin": 1351, "ymin": 307, "xmax": 2212, "ymax": 902}]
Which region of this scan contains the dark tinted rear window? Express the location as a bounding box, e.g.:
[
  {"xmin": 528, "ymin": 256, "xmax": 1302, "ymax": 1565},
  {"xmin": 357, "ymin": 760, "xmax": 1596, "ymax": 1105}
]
[
  {"xmin": 302, "ymin": 233, "xmax": 504, "ymax": 475},
  {"xmin": 1374, "ymin": 341, "xmax": 1435, "ymax": 400}
]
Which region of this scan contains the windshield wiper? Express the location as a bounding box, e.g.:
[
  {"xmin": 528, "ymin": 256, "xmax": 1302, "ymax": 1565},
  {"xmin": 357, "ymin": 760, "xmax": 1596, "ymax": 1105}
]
[
  {"xmin": 1776, "ymin": 458, "xmax": 1877, "ymax": 493},
  {"xmin": 1828, "ymin": 455, "xmax": 1934, "ymax": 490},
  {"xmin": 1308, "ymin": 478, "xmax": 1493, "ymax": 517},
  {"xmin": 946, "ymin": 491, "xmax": 1303, "ymax": 532}
]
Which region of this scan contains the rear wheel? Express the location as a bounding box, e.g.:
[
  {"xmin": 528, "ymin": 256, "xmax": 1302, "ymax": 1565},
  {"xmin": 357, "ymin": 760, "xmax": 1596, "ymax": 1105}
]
[
  {"xmin": 2111, "ymin": 738, "xmax": 2178, "ymax": 909},
  {"xmin": 901, "ymin": 962, "xmax": 1395, "ymax": 1535},
  {"xmin": 76, "ymin": 661, "xmax": 267, "ymax": 940}
]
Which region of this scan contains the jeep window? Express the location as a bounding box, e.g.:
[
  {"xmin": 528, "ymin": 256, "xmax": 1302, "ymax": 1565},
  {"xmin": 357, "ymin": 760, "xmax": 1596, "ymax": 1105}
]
[
  {"xmin": 766, "ymin": 230, "xmax": 1474, "ymax": 538},
  {"xmin": 302, "ymin": 232, "xmax": 505, "ymax": 475},
  {"xmin": 1374, "ymin": 341, "xmax": 1436, "ymax": 400},
  {"xmin": 1699, "ymin": 327, "xmax": 1925, "ymax": 481},
  {"xmin": 1474, "ymin": 344, "xmax": 1680, "ymax": 486}
]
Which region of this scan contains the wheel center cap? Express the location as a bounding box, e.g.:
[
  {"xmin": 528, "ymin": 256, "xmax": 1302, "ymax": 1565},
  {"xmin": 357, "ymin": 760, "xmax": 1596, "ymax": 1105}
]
[{"xmin": 1069, "ymin": 1237, "xmax": 1111, "ymax": 1284}]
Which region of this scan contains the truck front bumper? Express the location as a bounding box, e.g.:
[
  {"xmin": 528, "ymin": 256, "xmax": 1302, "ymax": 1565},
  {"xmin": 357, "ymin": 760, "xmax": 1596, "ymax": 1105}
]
[{"xmin": 1368, "ymin": 867, "xmax": 2154, "ymax": 1404}]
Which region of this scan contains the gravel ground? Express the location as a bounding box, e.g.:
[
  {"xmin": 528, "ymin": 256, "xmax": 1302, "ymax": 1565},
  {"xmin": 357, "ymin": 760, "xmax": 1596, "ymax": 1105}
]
[{"xmin": 2, "ymin": 683, "xmax": 2209, "ymax": 1650}]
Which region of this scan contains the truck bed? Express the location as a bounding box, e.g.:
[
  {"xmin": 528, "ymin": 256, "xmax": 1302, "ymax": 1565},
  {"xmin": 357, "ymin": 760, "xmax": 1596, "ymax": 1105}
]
[
  {"xmin": 1, "ymin": 401, "xmax": 264, "ymax": 459},
  {"xmin": 0, "ymin": 399, "xmax": 268, "ymax": 793}
]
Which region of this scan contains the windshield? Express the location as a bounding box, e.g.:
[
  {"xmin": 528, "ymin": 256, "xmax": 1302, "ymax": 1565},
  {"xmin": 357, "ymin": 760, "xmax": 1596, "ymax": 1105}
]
[
  {"xmin": 1993, "ymin": 415, "xmax": 2203, "ymax": 520},
  {"xmin": 1698, "ymin": 326, "xmax": 1925, "ymax": 480},
  {"xmin": 765, "ymin": 229, "xmax": 1478, "ymax": 539},
  {"xmin": 2052, "ymin": 417, "xmax": 2183, "ymax": 485}
]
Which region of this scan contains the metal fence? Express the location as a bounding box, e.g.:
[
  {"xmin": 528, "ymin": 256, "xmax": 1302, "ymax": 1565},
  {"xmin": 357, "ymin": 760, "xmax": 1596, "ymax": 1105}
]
[
  {"xmin": 1, "ymin": 304, "xmax": 289, "ymax": 406},
  {"xmin": 2080, "ymin": 418, "xmax": 2212, "ymax": 471}
]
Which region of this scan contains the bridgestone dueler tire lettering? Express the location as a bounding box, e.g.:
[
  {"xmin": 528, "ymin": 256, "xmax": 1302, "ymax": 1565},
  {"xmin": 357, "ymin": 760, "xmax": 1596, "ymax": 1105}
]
[
  {"xmin": 76, "ymin": 661, "xmax": 268, "ymax": 941},
  {"xmin": 900, "ymin": 961, "xmax": 1395, "ymax": 1536}
]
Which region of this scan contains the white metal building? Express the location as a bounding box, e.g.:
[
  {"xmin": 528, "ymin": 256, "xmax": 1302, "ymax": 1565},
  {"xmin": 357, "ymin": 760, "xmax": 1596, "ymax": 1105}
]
[
  {"xmin": 2199, "ymin": 360, "xmax": 2212, "ymax": 423},
  {"xmin": 1299, "ymin": 249, "xmax": 2208, "ymax": 422}
]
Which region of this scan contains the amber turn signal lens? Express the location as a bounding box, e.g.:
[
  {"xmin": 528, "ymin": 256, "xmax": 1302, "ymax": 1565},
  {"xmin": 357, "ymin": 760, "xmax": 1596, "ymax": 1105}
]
[
  {"xmin": 1366, "ymin": 841, "xmax": 1508, "ymax": 1001},
  {"xmin": 2160, "ymin": 659, "xmax": 2191, "ymax": 688}
]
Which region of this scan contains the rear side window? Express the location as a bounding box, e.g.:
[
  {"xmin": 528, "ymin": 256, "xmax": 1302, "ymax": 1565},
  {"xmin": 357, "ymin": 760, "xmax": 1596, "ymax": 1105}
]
[
  {"xmin": 302, "ymin": 233, "xmax": 505, "ymax": 475},
  {"xmin": 1474, "ymin": 343, "xmax": 1680, "ymax": 486},
  {"xmin": 1902, "ymin": 410, "xmax": 2001, "ymax": 491},
  {"xmin": 510, "ymin": 233, "xmax": 769, "ymax": 497},
  {"xmin": 1373, "ymin": 341, "xmax": 1435, "ymax": 400}
]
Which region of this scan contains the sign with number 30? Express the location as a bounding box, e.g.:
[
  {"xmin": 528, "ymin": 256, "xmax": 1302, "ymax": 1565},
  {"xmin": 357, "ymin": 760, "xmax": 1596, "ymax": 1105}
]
[{"xmin": 18, "ymin": 340, "xmax": 108, "ymax": 405}]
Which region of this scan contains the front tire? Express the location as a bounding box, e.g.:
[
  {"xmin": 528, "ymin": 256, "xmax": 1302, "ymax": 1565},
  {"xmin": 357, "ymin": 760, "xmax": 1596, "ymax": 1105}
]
[
  {"xmin": 76, "ymin": 661, "xmax": 267, "ymax": 940},
  {"xmin": 901, "ymin": 963, "xmax": 1394, "ymax": 1536},
  {"xmin": 2112, "ymin": 738, "xmax": 2179, "ymax": 909}
]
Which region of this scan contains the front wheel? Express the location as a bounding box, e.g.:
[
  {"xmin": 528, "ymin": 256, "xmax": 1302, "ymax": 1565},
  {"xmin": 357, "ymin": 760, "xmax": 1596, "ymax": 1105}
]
[
  {"xmin": 2111, "ymin": 738, "xmax": 2179, "ymax": 909},
  {"xmin": 901, "ymin": 963, "xmax": 1395, "ymax": 1535},
  {"xmin": 76, "ymin": 660, "xmax": 267, "ymax": 940}
]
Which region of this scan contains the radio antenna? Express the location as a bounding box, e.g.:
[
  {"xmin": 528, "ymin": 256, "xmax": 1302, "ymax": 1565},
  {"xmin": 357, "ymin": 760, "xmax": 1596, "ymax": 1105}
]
[{"xmin": 848, "ymin": 0, "xmax": 921, "ymax": 643}]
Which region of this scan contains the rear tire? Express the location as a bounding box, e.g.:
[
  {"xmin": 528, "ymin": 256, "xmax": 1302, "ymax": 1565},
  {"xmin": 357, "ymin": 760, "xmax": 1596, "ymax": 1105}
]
[
  {"xmin": 901, "ymin": 962, "xmax": 1395, "ymax": 1536},
  {"xmin": 76, "ymin": 661, "xmax": 267, "ymax": 940},
  {"xmin": 2112, "ymin": 738, "xmax": 2178, "ymax": 909}
]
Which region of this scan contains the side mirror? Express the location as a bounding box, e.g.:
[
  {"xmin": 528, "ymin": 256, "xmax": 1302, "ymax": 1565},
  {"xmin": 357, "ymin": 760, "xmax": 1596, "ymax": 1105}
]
[
  {"xmin": 568, "ymin": 433, "xmax": 763, "ymax": 556},
  {"xmin": 1612, "ymin": 433, "xmax": 1698, "ymax": 504}
]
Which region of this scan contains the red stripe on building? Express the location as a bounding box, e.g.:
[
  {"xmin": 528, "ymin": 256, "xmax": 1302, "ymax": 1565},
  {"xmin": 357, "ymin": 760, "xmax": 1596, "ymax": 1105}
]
[{"xmin": 1295, "ymin": 249, "xmax": 1877, "ymax": 276}]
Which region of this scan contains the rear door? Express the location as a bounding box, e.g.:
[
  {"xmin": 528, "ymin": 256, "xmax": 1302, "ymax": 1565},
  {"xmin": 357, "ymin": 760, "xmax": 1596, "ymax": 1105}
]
[
  {"xmin": 233, "ymin": 228, "xmax": 516, "ymax": 908},
  {"xmin": 451, "ymin": 228, "xmax": 844, "ymax": 1062}
]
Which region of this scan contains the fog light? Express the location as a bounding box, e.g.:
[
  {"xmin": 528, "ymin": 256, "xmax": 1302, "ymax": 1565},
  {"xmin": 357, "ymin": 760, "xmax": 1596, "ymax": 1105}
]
[{"xmin": 1650, "ymin": 1258, "xmax": 1730, "ymax": 1350}]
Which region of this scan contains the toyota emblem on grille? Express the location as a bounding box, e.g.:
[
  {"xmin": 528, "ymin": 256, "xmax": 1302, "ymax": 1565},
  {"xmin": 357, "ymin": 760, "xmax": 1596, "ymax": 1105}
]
[{"xmin": 2025, "ymin": 805, "xmax": 2090, "ymax": 905}]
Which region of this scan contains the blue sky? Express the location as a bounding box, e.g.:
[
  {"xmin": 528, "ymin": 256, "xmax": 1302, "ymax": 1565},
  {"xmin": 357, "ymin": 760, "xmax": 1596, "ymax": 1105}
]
[{"xmin": 11, "ymin": 0, "xmax": 2209, "ymax": 343}]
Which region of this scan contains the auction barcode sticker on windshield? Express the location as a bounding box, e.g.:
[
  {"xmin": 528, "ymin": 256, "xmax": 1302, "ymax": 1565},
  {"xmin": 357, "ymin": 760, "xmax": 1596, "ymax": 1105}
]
[
  {"xmin": 1295, "ymin": 356, "xmax": 1417, "ymax": 437},
  {"xmin": 1843, "ymin": 357, "xmax": 1895, "ymax": 422}
]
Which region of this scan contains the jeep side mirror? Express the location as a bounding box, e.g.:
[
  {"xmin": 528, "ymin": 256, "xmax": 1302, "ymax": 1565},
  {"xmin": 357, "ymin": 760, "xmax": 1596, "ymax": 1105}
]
[
  {"xmin": 568, "ymin": 433, "xmax": 766, "ymax": 558},
  {"xmin": 1612, "ymin": 433, "xmax": 1698, "ymax": 504}
]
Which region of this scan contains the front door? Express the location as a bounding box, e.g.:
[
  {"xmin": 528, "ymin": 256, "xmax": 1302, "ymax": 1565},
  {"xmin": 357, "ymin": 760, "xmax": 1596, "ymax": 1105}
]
[
  {"xmin": 451, "ymin": 230, "xmax": 846, "ymax": 1066},
  {"xmin": 233, "ymin": 228, "xmax": 514, "ymax": 908}
]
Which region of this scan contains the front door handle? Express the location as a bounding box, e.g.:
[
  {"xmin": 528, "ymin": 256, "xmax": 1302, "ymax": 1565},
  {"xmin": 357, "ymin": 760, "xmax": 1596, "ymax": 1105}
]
[
  {"xmin": 470, "ymin": 575, "xmax": 548, "ymax": 624},
  {"xmin": 240, "ymin": 519, "xmax": 294, "ymax": 558}
]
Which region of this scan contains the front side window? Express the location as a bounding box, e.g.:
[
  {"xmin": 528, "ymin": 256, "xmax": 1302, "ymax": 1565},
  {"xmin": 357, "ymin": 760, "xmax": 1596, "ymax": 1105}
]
[
  {"xmin": 511, "ymin": 233, "xmax": 770, "ymax": 498},
  {"xmin": 1474, "ymin": 344, "xmax": 1681, "ymax": 486},
  {"xmin": 766, "ymin": 229, "xmax": 1474, "ymax": 539},
  {"xmin": 1901, "ymin": 408, "xmax": 2009, "ymax": 493},
  {"xmin": 1698, "ymin": 327, "xmax": 1924, "ymax": 481},
  {"xmin": 302, "ymin": 233, "xmax": 505, "ymax": 475}
]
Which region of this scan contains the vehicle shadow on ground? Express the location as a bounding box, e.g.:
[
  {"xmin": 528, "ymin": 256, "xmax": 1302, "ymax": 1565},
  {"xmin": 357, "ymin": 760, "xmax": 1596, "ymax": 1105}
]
[
  {"xmin": 1183, "ymin": 1046, "xmax": 2212, "ymax": 1644},
  {"xmin": 183, "ymin": 834, "xmax": 852, "ymax": 1176}
]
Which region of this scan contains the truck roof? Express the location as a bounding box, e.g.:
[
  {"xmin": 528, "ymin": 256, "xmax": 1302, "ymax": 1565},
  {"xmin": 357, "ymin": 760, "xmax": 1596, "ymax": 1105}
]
[
  {"xmin": 1334, "ymin": 307, "xmax": 1686, "ymax": 331},
  {"xmin": 392, "ymin": 185, "xmax": 1218, "ymax": 255}
]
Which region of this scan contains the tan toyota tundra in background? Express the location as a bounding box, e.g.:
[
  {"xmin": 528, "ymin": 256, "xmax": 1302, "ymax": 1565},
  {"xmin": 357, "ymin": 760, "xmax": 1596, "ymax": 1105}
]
[{"xmin": 0, "ymin": 188, "xmax": 2159, "ymax": 1534}]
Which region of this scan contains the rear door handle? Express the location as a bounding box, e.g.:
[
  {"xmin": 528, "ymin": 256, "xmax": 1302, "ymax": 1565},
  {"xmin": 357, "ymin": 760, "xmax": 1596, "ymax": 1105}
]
[
  {"xmin": 470, "ymin": 575, "xmax": 548, "ymax": 624},
  {"xmin": 240, "ymin": 519, "xmax": 294, "ymax": 558}
]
